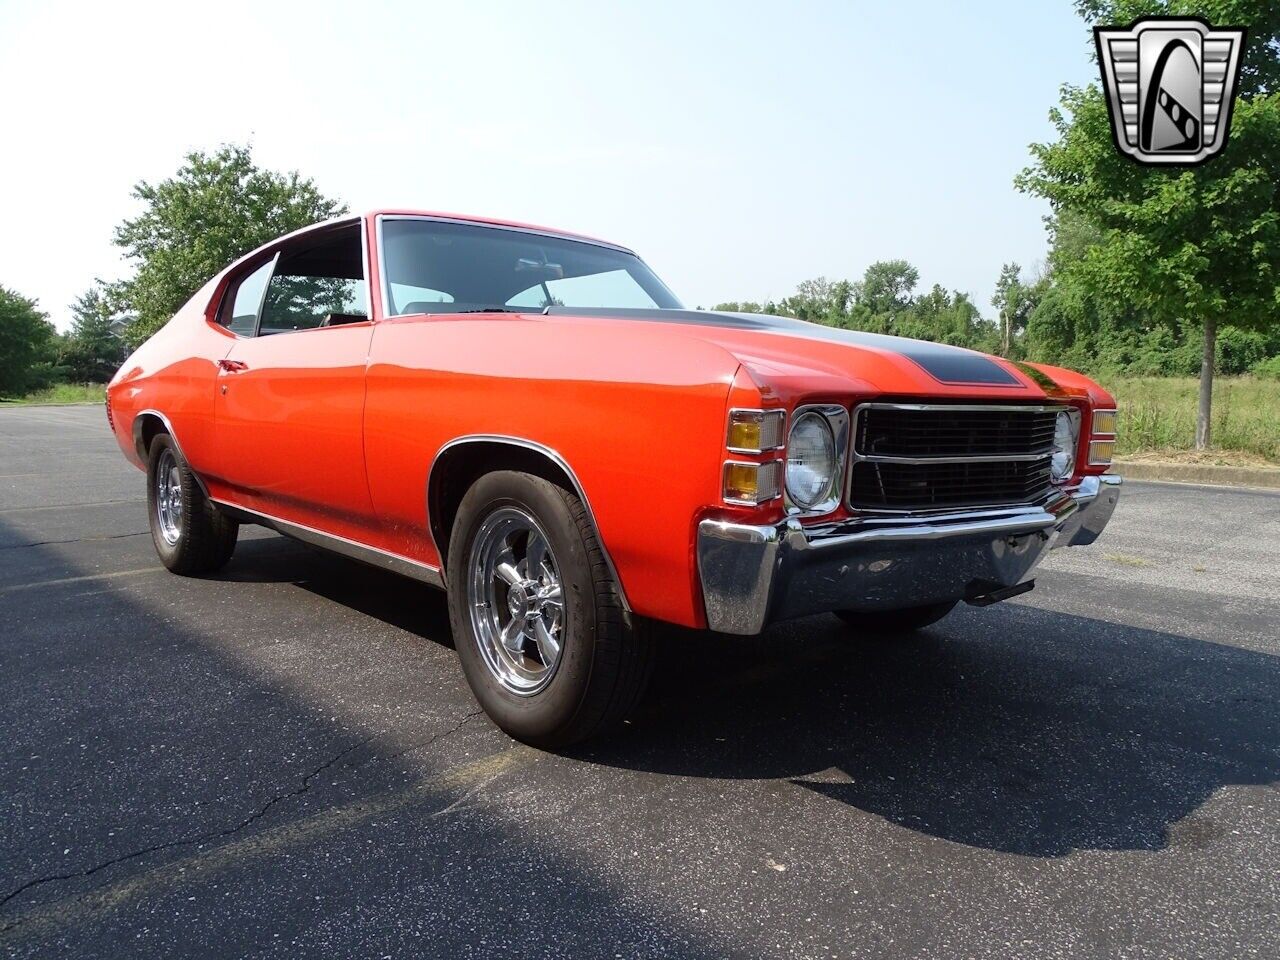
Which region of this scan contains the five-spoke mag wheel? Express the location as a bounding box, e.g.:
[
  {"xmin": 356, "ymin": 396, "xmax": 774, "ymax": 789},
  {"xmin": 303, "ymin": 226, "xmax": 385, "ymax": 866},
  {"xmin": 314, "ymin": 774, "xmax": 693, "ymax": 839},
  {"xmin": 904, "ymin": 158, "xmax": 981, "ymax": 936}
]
[
  {"xmin": 153, "ymin": 447, "xmax": 184, "ymax": 546},
  {"xmin": 468, "ymin": 507, "xmax": 566, "ymax": 695}
]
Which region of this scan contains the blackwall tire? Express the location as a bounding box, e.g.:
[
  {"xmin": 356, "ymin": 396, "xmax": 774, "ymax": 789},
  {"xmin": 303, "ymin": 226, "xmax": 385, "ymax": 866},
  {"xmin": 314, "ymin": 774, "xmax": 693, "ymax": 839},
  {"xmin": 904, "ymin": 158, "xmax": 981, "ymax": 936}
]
[
  {"xmin": 447, "ymin": 470, "xmax": 653, "ymax": 748},
  {"xmin": 146, "ymin": 434, "xmax": 238, "ymax": 575}
]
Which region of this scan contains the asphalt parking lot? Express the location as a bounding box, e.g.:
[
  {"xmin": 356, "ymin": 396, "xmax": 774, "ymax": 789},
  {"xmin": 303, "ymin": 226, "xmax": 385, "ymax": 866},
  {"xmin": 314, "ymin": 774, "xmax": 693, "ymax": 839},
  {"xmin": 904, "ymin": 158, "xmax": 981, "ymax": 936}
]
[{"xmin": 2, "ymin": 405, "xmax": 1278, "ymax": 959}]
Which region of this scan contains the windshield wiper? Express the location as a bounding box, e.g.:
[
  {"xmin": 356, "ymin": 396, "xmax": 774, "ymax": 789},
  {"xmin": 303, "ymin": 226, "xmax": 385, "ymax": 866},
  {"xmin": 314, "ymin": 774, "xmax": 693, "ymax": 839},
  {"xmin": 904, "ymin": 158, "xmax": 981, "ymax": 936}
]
[{"xmin": 455, "ymin": 307, "xmax": 523, "ymax": 314}]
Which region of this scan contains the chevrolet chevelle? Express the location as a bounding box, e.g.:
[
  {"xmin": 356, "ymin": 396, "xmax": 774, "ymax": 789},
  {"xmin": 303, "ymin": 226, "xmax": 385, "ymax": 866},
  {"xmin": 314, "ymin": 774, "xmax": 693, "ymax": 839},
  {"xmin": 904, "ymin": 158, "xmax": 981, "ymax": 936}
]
[{"xmin": 107, "ymin": 211, "xmax": 1121, "ymax": 746}]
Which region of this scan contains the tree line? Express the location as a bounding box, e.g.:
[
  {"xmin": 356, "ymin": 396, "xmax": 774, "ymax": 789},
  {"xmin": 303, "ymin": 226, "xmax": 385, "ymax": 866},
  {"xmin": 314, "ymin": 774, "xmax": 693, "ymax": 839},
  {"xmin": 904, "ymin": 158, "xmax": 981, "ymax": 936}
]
[
  {"xmin": 0, "ymin": 285, "xmax": 126, "ymax": 397},
  {"xmin": 713, "ymin": 260, "xmax": 1007, "ymax": 358},
  {"xmin": 711, "ymin": 241, "xmax": 1280, "ymax": 381}
]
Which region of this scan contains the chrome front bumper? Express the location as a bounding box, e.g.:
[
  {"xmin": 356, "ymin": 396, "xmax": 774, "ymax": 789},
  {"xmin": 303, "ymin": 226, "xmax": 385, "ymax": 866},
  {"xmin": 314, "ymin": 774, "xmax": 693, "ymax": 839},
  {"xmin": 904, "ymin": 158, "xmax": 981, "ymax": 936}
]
[{"xmin": 697, "ymin": 475, "xmax": 1122, "ymax": 635}]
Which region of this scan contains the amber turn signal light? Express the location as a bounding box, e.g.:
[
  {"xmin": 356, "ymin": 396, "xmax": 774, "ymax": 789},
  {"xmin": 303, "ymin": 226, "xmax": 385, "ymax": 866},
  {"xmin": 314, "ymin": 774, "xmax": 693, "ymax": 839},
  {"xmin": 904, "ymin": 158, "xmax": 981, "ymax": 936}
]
[
  {"xmin": 1088, "ymin": 439, "xmax": 1116, "ymax": 466},
  {"xmin": 723, "ymin": 460, "xmax": 782, "ymax": 506},
  {"xmin": 726, "ymin": 409, "xmax": 785, "ymax": 453},
  {"xmin": 1089, "ymin": 407, "xmax": 1117, "ymax": 466}
]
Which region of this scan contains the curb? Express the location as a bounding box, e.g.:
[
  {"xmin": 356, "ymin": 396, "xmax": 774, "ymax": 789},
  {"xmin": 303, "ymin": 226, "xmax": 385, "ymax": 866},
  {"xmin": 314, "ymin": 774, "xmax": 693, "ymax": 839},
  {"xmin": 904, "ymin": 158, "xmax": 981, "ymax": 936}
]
[{"xmin": 1113, "ymin": 459, "xmax": 1280, "ymax": 490}]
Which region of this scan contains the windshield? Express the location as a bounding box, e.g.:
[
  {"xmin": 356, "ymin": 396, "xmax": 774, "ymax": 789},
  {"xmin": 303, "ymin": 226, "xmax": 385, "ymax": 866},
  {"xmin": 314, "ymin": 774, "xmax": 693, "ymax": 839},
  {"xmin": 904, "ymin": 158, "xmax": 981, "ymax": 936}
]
[{"xmin": 380, "ymin": 218, "xmax": 683, "ymax": 316}]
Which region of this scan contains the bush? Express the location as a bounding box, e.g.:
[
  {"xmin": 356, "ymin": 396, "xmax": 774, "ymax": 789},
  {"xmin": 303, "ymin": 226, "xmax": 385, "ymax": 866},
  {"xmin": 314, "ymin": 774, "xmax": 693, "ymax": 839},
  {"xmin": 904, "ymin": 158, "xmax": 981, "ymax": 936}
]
[
  {"xmin": 1252, "ymin": 356, "xmax": 1280, "ymax": 380},
  {"xmin": 1217, "ymin": 327, "xmax": 1272, "ymax": 375}
]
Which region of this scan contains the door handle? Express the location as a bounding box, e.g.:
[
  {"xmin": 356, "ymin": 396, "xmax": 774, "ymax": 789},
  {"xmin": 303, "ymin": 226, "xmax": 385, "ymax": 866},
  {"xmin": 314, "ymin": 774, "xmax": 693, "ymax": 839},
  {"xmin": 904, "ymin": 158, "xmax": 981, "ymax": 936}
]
[{"xmin": 218, "ymin": 359, "xmax": 249, "ymax": 373}]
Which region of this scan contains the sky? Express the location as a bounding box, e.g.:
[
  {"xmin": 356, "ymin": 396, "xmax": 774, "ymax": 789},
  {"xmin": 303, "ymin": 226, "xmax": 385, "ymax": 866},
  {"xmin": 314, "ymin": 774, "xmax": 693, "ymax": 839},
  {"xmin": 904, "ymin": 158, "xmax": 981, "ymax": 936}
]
[{"xmin": 0, "ymin": 0, "xmax": 1099, "ymax": 331}]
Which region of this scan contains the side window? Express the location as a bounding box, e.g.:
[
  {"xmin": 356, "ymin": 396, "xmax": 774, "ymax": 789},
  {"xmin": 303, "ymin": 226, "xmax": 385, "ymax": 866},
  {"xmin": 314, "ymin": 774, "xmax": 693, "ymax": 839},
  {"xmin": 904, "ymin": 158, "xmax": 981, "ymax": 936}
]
[
  {"xmin": 219, "ymin": 259, "xmax": 274, "ymax": 336},
  {"xmin": 258, "ymin": 226, "xmax": 368, "ymax": 335}
]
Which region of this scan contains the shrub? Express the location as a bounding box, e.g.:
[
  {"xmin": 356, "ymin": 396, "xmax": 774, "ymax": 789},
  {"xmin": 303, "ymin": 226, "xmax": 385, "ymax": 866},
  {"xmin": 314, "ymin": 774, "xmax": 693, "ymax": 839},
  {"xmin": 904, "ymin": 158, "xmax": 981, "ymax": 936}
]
[
  {"xmin": 1252, "ymin": 356, "xmax": 1280, "ymax": 380},
  {"xmin": 1217, "ymin": 327, "xmax": 1272, "ymax": 375}
]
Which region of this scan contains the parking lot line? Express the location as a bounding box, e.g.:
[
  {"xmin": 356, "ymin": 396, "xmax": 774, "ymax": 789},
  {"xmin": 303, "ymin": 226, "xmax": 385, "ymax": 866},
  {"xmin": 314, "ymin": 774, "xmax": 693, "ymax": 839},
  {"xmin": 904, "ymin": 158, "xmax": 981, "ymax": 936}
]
[
  {"xmin": 0, "ymin": 567, "xmax": 160, "ymax": 594},
  {"xmin": 0, "ymin": 499, "xmax": 137, "ymax": 516}
]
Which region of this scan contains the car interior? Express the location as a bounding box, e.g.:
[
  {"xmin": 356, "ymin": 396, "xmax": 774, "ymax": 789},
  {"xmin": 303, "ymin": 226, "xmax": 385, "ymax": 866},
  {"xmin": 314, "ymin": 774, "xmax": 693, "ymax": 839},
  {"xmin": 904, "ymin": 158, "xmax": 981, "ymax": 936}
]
[
  {"xmin": 217, "ymin": 217, "xmax": 682, "ymax": 335},
  {"xmin": 218, "ymin": 223, "xmax": 367, "ymax": 336}
]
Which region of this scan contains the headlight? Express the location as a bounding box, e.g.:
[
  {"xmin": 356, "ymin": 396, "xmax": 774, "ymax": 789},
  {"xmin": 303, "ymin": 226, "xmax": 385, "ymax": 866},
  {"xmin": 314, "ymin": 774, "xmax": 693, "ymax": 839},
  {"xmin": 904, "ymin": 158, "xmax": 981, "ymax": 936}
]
[
  {"xmin": 1050, "ymin": 410, "xmax": 1078, "ymax": 483},
  {"xmin": 786, "ymin": 412, "xmax": 837, "ymax": 508}
]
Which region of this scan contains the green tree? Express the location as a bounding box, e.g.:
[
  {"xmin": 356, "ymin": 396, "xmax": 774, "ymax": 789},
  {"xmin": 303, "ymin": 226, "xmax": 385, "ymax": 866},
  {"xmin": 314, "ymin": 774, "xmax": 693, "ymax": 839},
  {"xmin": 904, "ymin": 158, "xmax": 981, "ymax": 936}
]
[
  {"xmin": 709, "ymin": 300, "xmax": 772, "ymax": 314},
  {"xmin": 856, "ymin": 259, "xmax": 919, "ymax": 319},
  {"xmin": 60, "ymin": 284, "xmax": 128, "ymax": 383},
  {"xmin": 1025, "ymin": 207, "xmax": 1163, "ymax": 373},
  {"xmin": 1018, "ymin": 2, "xmax": 1280, "ymax": 448},
  {"xmin": 114, "ymin": 144, "xmax": 346, "ymax": 346},
  {"xmin": 714, "ymin": 260, "xmax": 1000, "ymax": 352},
  {"xmin": 0, "ymin": 287, "xmax": 59, "ymax": 396},
  {"xmin": 991, "ymin": 263, "xmax": 1044, "ymax": 358},
  {"xmin": 902, "ymin": 285, "xmax": 994, "ymax": 350}
]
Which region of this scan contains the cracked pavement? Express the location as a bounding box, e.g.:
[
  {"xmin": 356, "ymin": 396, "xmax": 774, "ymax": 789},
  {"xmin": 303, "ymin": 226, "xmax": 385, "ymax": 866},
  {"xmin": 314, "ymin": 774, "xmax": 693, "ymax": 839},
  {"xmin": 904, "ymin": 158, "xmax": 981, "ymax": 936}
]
[{"xmin": 2, "ymin": 405, "xmax": 1279, "ymax": 959}]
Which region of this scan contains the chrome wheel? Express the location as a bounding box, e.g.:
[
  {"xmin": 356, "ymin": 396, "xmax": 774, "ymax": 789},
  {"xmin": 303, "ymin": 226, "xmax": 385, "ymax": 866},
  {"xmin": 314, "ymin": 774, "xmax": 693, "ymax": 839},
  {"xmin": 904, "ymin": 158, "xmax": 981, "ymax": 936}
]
[
  {"xmin": 467, "ymin": 507, "xmax": 565, "ymax": 695},
  {"xmin": 154, "ymin": 448, "xmax": 183, "ymax": 546}
]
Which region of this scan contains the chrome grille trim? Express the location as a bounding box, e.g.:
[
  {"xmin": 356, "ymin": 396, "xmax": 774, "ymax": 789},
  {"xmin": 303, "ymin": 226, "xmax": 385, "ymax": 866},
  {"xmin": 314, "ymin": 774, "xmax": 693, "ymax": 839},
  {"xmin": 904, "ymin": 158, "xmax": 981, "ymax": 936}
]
[
  {"xmin": 851, "ymin": 402, "xmax": 1069, "ymax": 463},
  {"xmin": 848, "ymin": 402, "xmax": 1071, "ymax": 513}
]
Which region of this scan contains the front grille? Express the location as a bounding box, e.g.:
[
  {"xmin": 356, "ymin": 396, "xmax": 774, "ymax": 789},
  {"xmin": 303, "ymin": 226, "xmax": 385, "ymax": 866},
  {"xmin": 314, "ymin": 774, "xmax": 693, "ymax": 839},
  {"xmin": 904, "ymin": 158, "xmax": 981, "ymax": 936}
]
[
  {"xmin": 851, "ymin": 458, "xmax": 1052, "ymax": 509},
  {"xmin": 856, "ymin": 406, "xmax": 1058, "ymax": 459},
  {"xmin": 850, "ymin": 404, "xmax": 1062, "ymax": 511}
]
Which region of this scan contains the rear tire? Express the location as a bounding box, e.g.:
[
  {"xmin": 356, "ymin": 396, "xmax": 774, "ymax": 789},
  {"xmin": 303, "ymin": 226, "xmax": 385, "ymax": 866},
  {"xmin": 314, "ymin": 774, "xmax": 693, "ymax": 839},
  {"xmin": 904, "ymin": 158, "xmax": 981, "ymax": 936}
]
[
  {"xmin": 146, "ymin": 434, "xmax": 238, "ymax": 575},
  {"xmin": 447, "ymin": 470, "xmax": 653, "ymax": 748},
  {"xmin": 834, "ymin": 600, "xmax": 957, "ymax": 636}
]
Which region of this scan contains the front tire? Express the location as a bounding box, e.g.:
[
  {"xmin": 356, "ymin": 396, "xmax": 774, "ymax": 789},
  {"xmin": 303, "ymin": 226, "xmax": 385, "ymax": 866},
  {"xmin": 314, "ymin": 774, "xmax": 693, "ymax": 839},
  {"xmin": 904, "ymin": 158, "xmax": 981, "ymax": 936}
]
[
  {"xmin": 447, "ymin": 471, "xmax": 653, "ymax": 748},
  {"xmin": 834, "ymin": 600, "xmax": 957, "ymax": 637},
  {"xmin": 146, "ymin": 434, "xmax": 238, "ymax": 575}
]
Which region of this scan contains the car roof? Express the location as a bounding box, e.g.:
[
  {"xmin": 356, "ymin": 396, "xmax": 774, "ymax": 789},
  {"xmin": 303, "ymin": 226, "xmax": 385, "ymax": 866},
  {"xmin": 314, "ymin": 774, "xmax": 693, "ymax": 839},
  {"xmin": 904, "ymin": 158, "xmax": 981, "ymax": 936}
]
[{"xmin": 219, "ymin": 210, "xmax": 636, "ymax": 285}]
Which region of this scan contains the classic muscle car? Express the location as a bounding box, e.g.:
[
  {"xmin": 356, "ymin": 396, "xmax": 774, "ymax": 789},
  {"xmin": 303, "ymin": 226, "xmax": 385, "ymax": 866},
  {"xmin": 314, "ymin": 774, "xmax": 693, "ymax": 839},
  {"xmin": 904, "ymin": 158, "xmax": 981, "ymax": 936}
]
[{"xmin": 106, "ymin": 211, "xmax": 1121, "ymax": 746}]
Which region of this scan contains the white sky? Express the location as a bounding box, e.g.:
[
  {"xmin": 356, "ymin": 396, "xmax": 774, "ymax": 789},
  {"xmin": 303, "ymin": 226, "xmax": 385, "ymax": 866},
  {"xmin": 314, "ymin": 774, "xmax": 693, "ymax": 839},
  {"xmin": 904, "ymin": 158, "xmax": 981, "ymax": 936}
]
[{"xmin": 0, "ymin": 0, "xmax": 1096, "ymax": 331}]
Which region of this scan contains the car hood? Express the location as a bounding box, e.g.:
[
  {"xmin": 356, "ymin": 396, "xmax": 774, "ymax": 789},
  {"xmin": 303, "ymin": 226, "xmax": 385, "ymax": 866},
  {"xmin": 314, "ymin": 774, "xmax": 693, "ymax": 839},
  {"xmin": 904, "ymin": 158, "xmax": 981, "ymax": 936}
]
[{"xmin": 542, "ymin": 307, "xmax": 1067, "ymax": 401}]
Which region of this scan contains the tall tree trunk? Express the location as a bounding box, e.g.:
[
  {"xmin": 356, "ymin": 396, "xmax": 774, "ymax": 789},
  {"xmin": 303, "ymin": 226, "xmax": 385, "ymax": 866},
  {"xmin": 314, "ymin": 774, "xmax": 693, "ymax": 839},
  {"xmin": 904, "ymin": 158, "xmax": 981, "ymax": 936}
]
[
  {"xmin": 1195, "ymin": 314, "xmax": 1216, "ymax": 450},
  {"xmin": 1001, "ymin": 309, "xmax": 1010, "ymax": 357}
]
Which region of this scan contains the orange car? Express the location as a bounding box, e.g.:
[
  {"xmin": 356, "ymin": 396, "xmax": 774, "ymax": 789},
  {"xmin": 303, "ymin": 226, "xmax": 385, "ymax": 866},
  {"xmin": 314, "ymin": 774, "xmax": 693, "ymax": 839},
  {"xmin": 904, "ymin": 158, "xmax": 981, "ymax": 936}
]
[{"xmin": 107, "ymin": 211, "xmax": 1122, "ymax": 746}]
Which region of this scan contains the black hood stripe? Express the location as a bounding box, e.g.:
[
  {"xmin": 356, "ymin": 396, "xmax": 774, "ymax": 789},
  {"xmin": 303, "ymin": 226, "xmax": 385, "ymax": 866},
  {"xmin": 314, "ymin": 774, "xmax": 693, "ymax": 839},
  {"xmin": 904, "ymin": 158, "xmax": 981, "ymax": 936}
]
[{"xmin": 546, "ymin": 307, "xmax": 1022, "ymax": 387}]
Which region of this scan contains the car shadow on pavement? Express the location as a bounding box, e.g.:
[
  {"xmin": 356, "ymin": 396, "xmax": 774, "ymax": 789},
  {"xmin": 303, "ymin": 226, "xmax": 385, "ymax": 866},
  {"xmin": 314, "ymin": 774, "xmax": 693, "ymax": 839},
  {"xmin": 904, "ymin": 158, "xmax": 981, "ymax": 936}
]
[
  {"xmin": 207, "ymin": 534, "xmax": 1280, "ymax": 860},
  {"xmin": 235, "ymin": 536, "xmax": 457, "ymax": 646},
  {"xmin": 579, "ymin": 603, "xmax": 1280, "ymax": 859},
  {"xmin": 0, "ymin": 527, "xmax": 725, "ymax": 958}
]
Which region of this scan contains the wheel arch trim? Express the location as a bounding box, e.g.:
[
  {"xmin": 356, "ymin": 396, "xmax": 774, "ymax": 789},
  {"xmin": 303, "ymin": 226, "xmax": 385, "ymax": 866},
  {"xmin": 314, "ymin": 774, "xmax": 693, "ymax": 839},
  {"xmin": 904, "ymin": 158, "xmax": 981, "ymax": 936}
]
[
  {"xmin": 132, "ymin": 409, "xmax": 211, "ymax": 498},
  {"xmin": 426, "ymin": 434, "xmax": 631, "ymax": 612}
]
